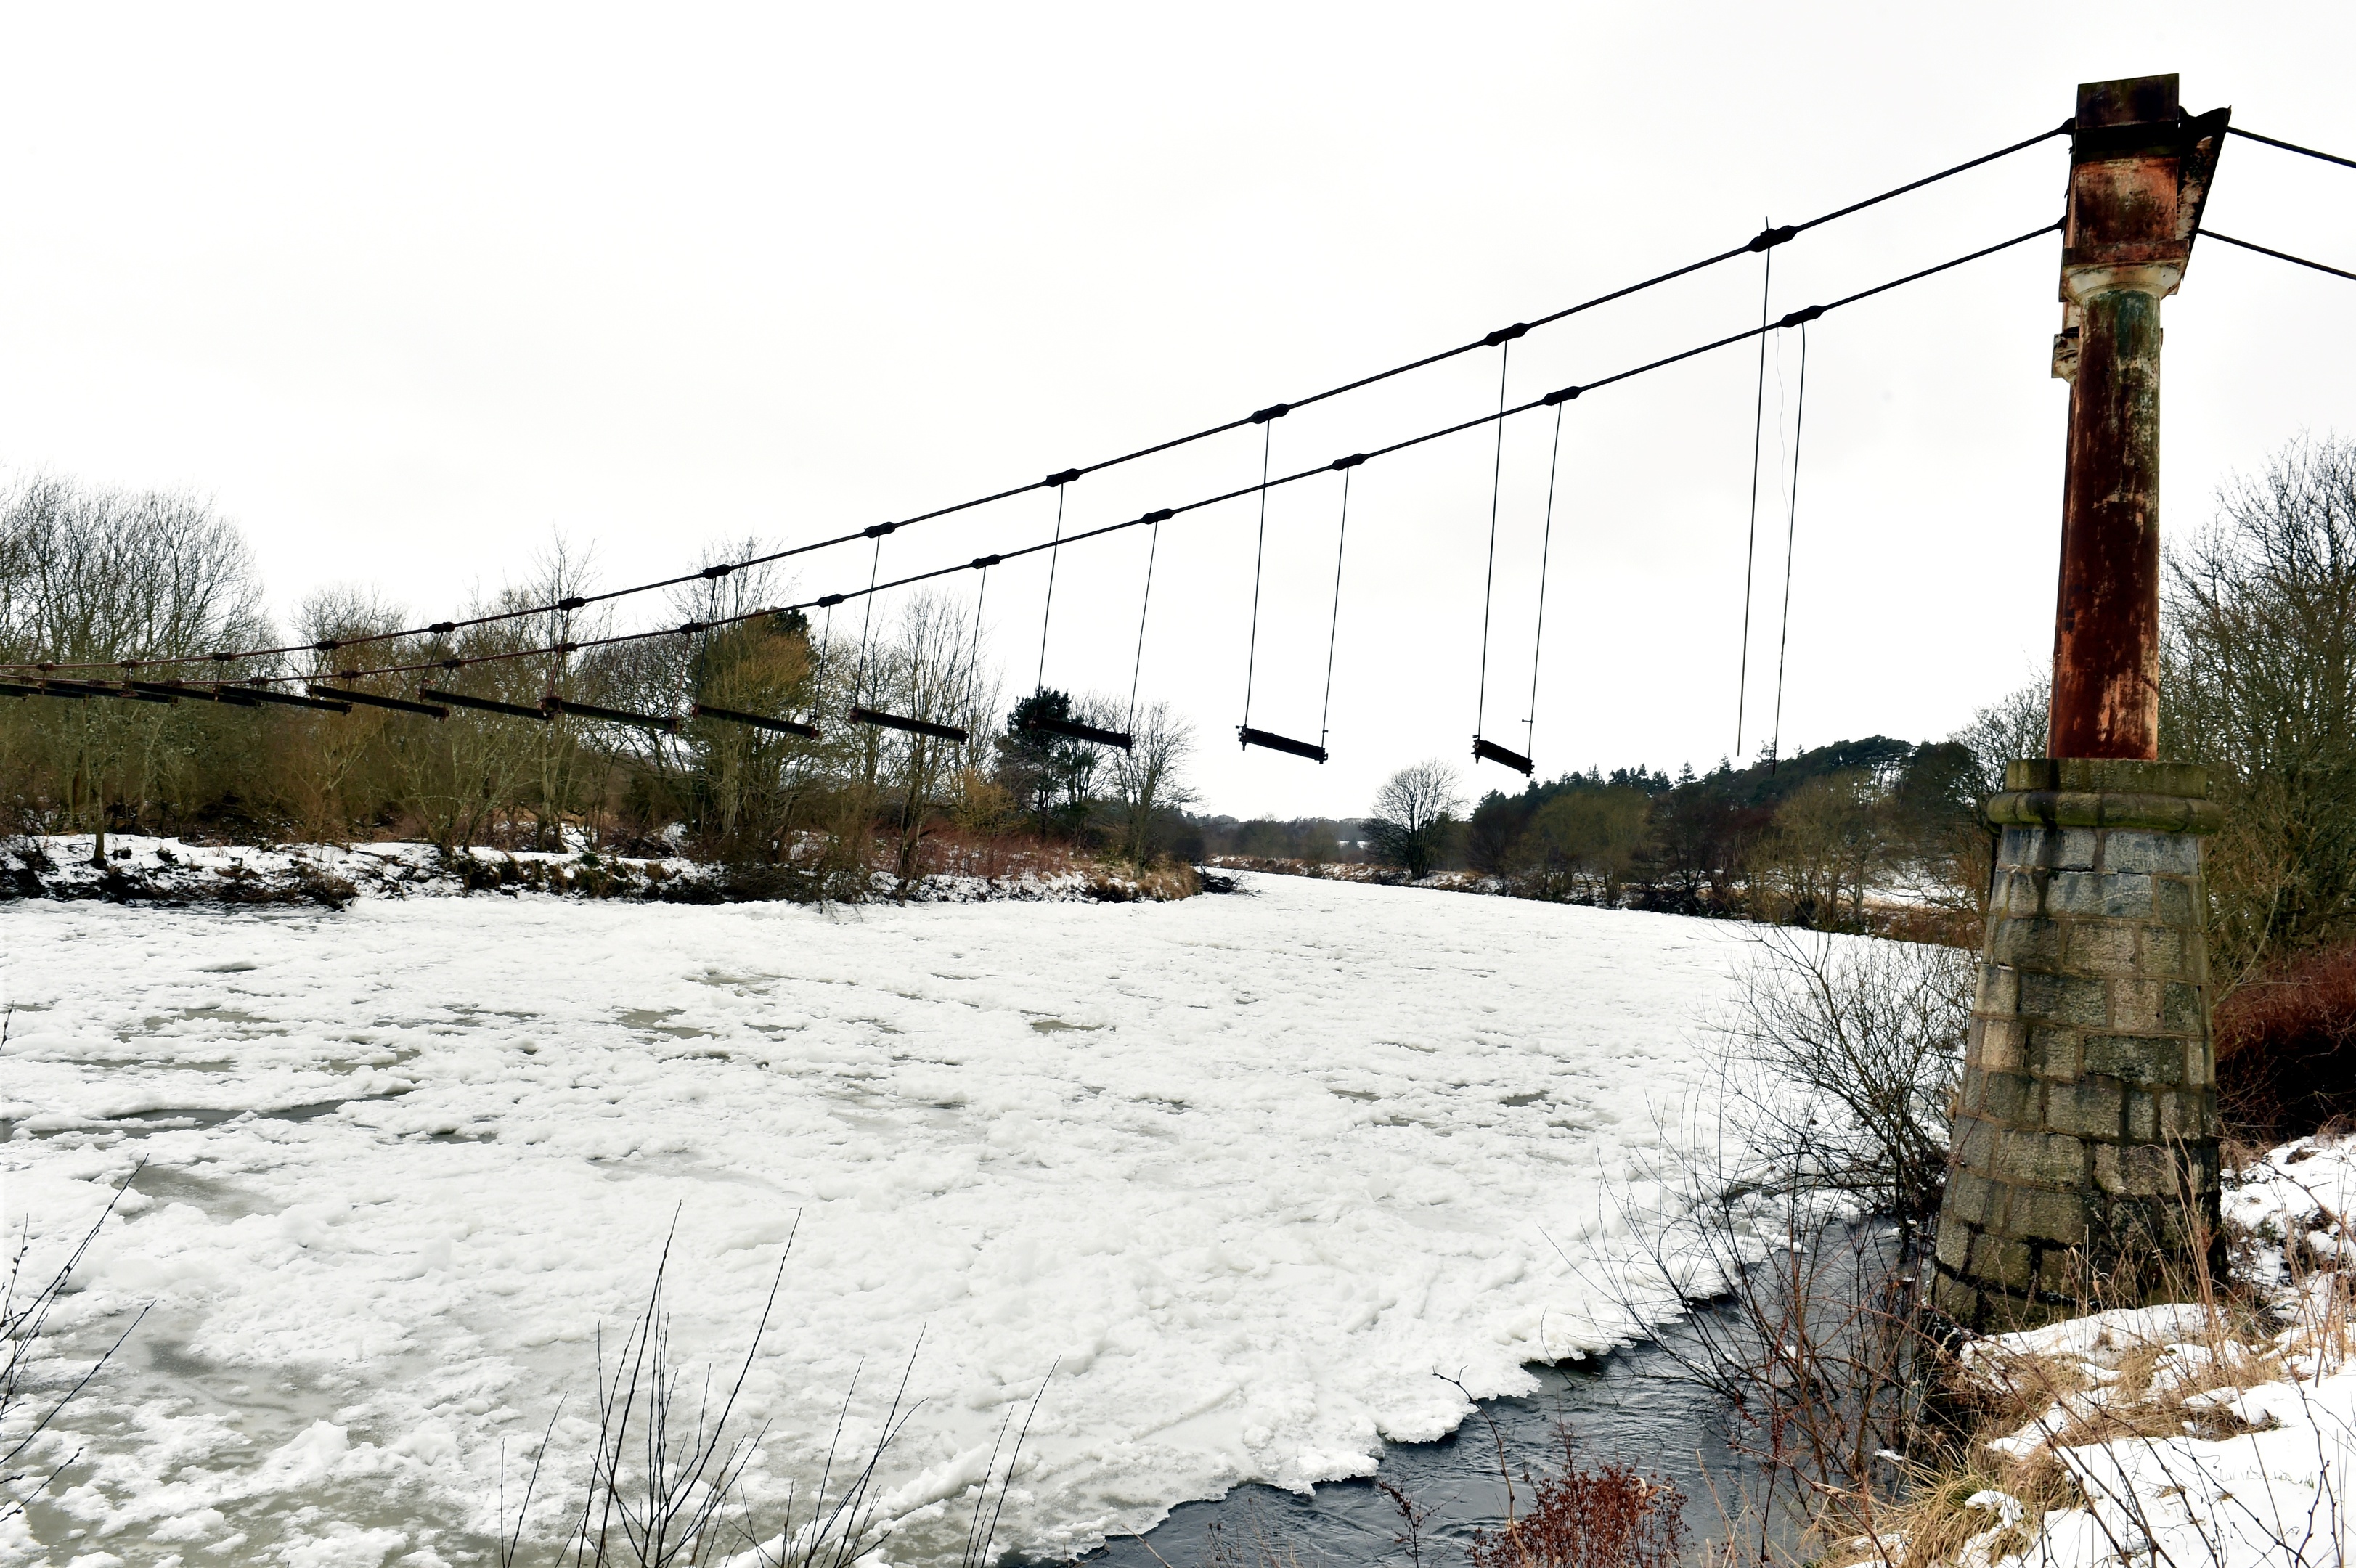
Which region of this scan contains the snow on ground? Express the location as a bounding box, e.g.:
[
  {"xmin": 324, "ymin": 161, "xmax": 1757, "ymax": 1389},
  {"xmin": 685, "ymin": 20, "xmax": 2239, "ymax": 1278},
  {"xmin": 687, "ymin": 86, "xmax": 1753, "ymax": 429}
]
[
  {"xmin": 4, "ymin": 833, "xmax": 1174, "ymax": 906},
  {"xmin": 1938, "ymin": 1138, "xmax": 2356, "ymax": 1568},
  {"xmin": 0, "ymin": 872, "xmax": 1748, "ymax": 1567}
]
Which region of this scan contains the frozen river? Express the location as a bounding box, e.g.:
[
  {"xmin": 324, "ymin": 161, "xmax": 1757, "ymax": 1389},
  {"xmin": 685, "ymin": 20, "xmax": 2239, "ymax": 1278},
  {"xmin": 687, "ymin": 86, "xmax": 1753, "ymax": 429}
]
[{"xmin": 1, "ymin": 872, "xmax": 1746, "ymax": 1567}]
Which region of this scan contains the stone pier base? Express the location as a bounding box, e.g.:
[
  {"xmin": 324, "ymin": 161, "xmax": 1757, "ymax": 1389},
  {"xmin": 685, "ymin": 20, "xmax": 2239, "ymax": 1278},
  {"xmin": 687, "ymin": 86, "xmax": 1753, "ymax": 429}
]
[{"xmin": 1931, "ymin": 759, "xmax": 2226, "ymax": 1331}]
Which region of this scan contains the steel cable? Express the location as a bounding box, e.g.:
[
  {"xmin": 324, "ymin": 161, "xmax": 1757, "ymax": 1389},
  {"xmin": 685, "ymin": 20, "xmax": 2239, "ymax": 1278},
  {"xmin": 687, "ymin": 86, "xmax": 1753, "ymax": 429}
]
[
  {"xmin": 224, "ymin": 219, "xmax": 2064, "ymax": 695},
  {"xmin": 9, "ymin": 125, "xmax": 2073, "ymax": 681}
]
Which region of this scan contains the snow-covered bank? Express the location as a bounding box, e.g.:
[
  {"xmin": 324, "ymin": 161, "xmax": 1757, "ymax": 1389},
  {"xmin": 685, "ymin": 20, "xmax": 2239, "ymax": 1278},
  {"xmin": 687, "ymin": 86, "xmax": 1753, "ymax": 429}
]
[
  {"xmin": 1, "ymin": 833, "xmax": 1191, "ymax": 907},
  {"xmin": 0, "ymin": 872, "xmax": 1745, "ymax": 1566},
  {"xmin": 1904, "ymin": 1138, "xmax": 2356, "ymax": 1568}
]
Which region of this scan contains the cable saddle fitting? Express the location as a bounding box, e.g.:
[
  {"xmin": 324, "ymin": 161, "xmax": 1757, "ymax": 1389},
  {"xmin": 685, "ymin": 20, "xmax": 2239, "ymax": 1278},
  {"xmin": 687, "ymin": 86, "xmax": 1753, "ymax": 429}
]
[
  {"xmin": 970, "ymin": 554, "xmax": 1002, "ymax": 569},
  {"xmin": 1142, "ymin": 508, "xmax": 1173, "ymax": 523},
  {"xmin": 1749, "ymin": 225, "xmax": 1797, "ymax": 252},
  {"xmin": 699, "ymin": 563, "xmax": 733, "ymax": 579},
  {"xmin": 1483, "ymin": 323, "xmax": 1529, "ymax": 347},
  {"xmin": 1541, "ymin": 386, "xmax": 1581, "ymax": 407},
  {"xmin": 1780, "ymin": 304, "xmax": 1825, "ymax": 328},
  {"xmin": 863, "ymin": 521, "xmax": 897, "ymax": 538},
  {"xmin": 1331, "ymin": 454, "xmax": 1366, "ymax": 470},
  {"xmin": 1249, "ymin": 404, "xmax": 1289, "ymax": 424},
  {"xmin": 1045, "ymin": 468, "xmax": 1082, "ymax": 486}
]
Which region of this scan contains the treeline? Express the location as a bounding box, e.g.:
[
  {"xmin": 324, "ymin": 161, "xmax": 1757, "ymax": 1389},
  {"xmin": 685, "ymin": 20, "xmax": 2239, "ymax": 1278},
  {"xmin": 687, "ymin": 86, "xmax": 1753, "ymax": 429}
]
[
  {"xmin": 1453, "ymin": 735, "xmax": 1999, "ymax": 934},
  {"xmin": 0, "ymin": 476, "xmax": 1197, "ymax": 895},
  {"xmin": 1235, "ymin": 435, "xmax": 2356, "ymax": 997}
]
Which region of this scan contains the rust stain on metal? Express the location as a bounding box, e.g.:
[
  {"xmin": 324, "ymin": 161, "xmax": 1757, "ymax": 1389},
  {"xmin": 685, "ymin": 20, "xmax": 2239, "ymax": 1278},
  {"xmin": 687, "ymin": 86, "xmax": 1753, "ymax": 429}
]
[{"xmin": 2047, "ymin": 74, "xmax": 2230, "ymax": 761}]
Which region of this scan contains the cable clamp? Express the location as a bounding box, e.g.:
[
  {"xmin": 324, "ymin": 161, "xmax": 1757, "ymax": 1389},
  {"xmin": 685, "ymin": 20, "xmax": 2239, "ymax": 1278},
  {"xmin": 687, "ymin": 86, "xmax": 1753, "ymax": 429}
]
[
  {"xmin": 1541, "ymin": 385, "xmax": 1582, "ymax": 406},
  {"xmin": 1483, "ymin": 322, "xmax": 1529, "ymax": 347},
  {"xmin": 1779, "ymin": 304, "xmax": 1825, "ymax": 328},
  {"xmin": 1249, "ymin": 404, "xmax": 1289, "ymax": 424},
  {"xmin": 1045, "ymin": 468, "xmax": 1083, "ymax": 486},
  {"xmin": 1142, "ymin": 508, "xmax": 1173, "ymax": 523},
  {"xmin": 314, "ymin": 639, "xmax": 340, "ymax": 652},
  {"xmin": 440, "ymin": 658, "xmax": 464, "ymax": 670},
  {"xmin": 971, "ymin": 554, "xmax": 1002, "ymax": 569},
  {"xmin": 700, "ymin": 563, "xmax": 734, "ymax": 579},
  {"xmin": 1749, "ymin": 224, "xmax": 1797, "ymax": 252},
  {"xmin": 677, "ymin": 621, "xmax": 705, "ymax": 637},
  {"xmin": 553, "ymin": 641, "xmax": 579, "ymax": 655},
  {"xmin": 1331, "ymin": 454, "xmax": 1366, "ymax": 470},
  {"xmin": 428, "ymin": 621, "xmax": 456, "ymax": 634},
  {"xmin": 864, "ymin": 521, "xmax": 897, "ymax": 538},
  {"xmin": 209, "ymin": 651, "xmax": 233, "ymax": 663},
  {"xmin": 557, "ymin": 597, "xmax": 587, "ymax": 611},
  {"xmin": 817, "ymin": 593, "xmax": 846, "ymax": 608}
]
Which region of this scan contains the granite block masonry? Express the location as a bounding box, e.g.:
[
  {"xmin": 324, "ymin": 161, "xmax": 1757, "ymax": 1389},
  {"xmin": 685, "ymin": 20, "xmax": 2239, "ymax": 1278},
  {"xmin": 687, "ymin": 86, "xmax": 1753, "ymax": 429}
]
[{"xmin": 1931, "ymin": 759, "xmax": 2227, "ymax": 1331}]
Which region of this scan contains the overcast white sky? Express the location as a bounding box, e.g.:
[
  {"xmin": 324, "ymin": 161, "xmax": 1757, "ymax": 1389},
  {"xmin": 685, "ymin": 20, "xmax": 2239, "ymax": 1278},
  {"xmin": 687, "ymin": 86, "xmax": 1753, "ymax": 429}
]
[{"xmin": 4, "ymin": 4, "xmax": 2352, "ymax": 818}]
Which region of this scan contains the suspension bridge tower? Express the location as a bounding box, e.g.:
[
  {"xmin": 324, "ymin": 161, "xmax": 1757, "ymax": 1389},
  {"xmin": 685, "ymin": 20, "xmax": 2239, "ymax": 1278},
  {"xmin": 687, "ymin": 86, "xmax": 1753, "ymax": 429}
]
[{"xmin": 1932, "ymin": 74, "xmax": 2233, "ymax": 1329}]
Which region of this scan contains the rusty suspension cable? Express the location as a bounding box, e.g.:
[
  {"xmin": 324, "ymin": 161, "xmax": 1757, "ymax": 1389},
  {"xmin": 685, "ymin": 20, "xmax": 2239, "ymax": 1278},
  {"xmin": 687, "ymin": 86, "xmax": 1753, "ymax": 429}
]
[
  {"xmin": 238, "ymin": 219, "xmax": 2063, "ymax": 698},
  {"xmin": 4, "ymin": 123, "xmax": 2074, "ymax": 682}
]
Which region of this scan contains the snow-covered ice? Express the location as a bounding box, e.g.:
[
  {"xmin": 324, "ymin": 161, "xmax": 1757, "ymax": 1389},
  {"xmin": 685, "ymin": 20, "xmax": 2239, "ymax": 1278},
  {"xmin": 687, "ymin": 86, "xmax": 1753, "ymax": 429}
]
[{"xmin": 0, "ymin": 873, "xmax": 1748, "ymax": 1565}]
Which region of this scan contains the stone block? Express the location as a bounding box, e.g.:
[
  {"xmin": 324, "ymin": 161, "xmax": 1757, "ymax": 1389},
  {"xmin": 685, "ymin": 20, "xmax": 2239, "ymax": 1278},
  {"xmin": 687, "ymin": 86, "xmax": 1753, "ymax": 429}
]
[
  {"xmin": 2000, "ymin": 826, "xmax": 2043, "ymax": 867},
  {"xmin": 1978, "ymin": 1069, "xmax": 2034, "ymax": 1123},
  {"xmin": 2115, "ymin": 1142, "xmax": 2174, "ymax": 1197},
  {"xmin": 2050, "ymin": 1080, "xmax": 2126, "ymax": 1140},
  {"xmin": 2164, "ymin": 982, "xmax": 2207, "ymax": 1035},
  {"xmin": 2180, "ymin": 1039, "xmax": 2206, "ymax": 1086},
  {"xmin": 2082, "ymin": 1034, "xmax": 2183, "ymax": 1085},
  {"xmin": 1946, "ymin": 1169, "xmax": 1997, "ymax": 1228},
  {"xmin": 2103, "ymin": 873, "xmax": 2156, "ymax": 918},
  {"xmin": 1978, "ymin": 965, "xmax": 2021, "ymax": 1015},
  {"xmin": 2124, "ymin": 1087, "xmax": 2158, "ymax": 1142},
  {"xmin": 1993, "ymin": 918, "xmax": 2065, "ymax": 968},
  {"xmin": 2026, "ymin": 1026, "xmax": 2081, "ymax": 1081},
  {"xmin": 2067, "ymin": 924, "xmax": 2140, "ymax": 975},
  {"xmin": 1936, "ymin": 1217, "xmax": 1974, "ymax": 1270},
  {"xmin": 2112, "ymin": 978, "xmax": 2163, "ymax": 1032},
  {"xmin": 1956, "ymin": 1116, "xmax": 1998, "ymax": 1172},
  {"xmin": 1969, "ymin": 1232, "xmax": 2035, "ymax": 1289},
  {"xmin": 2052, "ymin": 828, "xmax": 2100, "ymax": 870},
  {"xmin": 1999, "ymin": 870, "xmax": 2042, "ymax": 917},
  {"xmin": 2045, "ymin": 870, "xmax": 2105, "ymax": 916},
  {"xmin": 2002, "ymin": 1127, "xmax": 2090, "ymax": 1186},
  {"xmin": 2154, "ymin": 876, "xmax": 2197, "ymax": 927},
  {"xmin": 1978, "ymin": 1016, "xmax": 2026, "ymax": 1072},
  {"xmin": 2137, "ymin": 926, "xmax": 2185, "ymax": 978},
  {"xmin": 2105, "ymin": 830, "xmax": 2200, "ymax": 877},
  {"xmin": 2003, "ymin": 1185, "xmax": 2089, "ymax": 1247},
  {"xmin": 2022, "ymin": 971, "xmax": 2111, "ymax": 1027},
  {"xmin": 2035, "ymin": 1247, "xmax": 2087, "ymax": 1297}
]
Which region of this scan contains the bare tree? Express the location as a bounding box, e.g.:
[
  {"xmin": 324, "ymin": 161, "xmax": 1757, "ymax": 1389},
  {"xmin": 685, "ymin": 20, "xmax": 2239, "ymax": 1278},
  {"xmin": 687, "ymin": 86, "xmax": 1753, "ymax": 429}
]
[
  {"xmin": 2164, "ymin": 433, "xmax": 2356, "ymax": 987},
  {"xmin": 1108, "ymin": 699, "xmax": 1196, "ymax": 870},
  {"xmin": 1366, "ymin": 759, "xmax": 1464, "ymax": 881}
]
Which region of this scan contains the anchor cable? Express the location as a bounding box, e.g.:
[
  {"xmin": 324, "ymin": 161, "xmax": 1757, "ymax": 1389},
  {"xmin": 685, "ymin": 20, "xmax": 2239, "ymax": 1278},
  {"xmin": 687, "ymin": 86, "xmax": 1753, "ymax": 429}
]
[
  {"xmin": 2196, "ymin": 227, "xmax": 2356, "ymax": 285},
  {"xmin": 2226, "ymin": 125, "xmax": 2356, "ymax": 173}
]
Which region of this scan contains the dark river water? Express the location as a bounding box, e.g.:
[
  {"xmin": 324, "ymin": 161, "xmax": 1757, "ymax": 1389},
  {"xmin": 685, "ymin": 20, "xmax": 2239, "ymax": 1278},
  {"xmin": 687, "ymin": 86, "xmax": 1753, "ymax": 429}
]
[{"xmin": 1071, "ymin": 1317, "xmax": 1780, "ymax": 1568}]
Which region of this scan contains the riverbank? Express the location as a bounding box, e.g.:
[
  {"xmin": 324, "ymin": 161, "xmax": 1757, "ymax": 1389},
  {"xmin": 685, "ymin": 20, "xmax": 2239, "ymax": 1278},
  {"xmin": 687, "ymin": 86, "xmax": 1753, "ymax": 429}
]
[{"xmin": 0, "ymin": 833, "xmax": 1197, "ymax": 907}]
